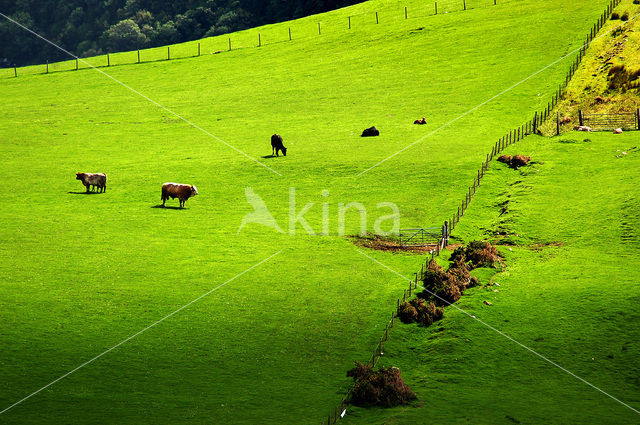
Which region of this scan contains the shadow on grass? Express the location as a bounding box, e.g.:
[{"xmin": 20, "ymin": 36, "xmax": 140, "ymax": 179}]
[
  {"xmin": 151, "ymin": 204, "xmax": 186, "ymax": 210},
  {"xmin": 68, "ymin": 191, "xmax": 102, "ymax": 195},
  {"xmin": 261, "ymin": 154, "xmax": 283, "ymax": 159}
]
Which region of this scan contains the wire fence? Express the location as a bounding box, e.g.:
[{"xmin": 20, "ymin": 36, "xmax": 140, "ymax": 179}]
[
  {"xmin": 2, "ymin": 0, "xmax": 515, "ymax": 79},
  {"xmin": 320, "ymin": 0, "xmax": 622, "ymax": 422}
]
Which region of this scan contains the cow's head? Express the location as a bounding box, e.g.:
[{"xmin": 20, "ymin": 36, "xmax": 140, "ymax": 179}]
[
  {"xmin": 281, "ymin": 147, "xmax": 287, "ymax": 156},
  {"xmin": 191, "ymin": 185, "xmax": 198, "ymax": 196},
  {"xmin": 75, "ymin": 173, "xmax": 85, "ymax": 180}
]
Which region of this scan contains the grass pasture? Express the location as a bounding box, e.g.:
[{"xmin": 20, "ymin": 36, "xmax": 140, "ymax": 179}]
[
  {"xmin": 0, "ymin": 0, "xmax": 629, "ymax": 423},
  {"xmin": 345, "ymin": 131, "xmax": 640, "ymax": 424}
]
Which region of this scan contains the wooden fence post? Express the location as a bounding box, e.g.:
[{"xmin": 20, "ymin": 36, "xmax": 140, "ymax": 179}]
[
  {"xmin": 14, "ymin": 66, "xmax": 17, "ymax": 77},
  {"xmin": 107, "ymin": 54, "xmax": 110, "ymax": 67},
  {"xmin": 376, "ymin": 12, "xmax": 379, "ymax": 24},
  {"xmin": 579, "ymin": 110, "xmax": 584, "ymax": 126},
  {"xmin": 46, "ymin": 60, "xmax": 49, "ymax": 73},
  {"xmin": 533, "ymin": 111, "xmax": 538, "ymax": 133},
  {"xmin": 289, "ymin": 27, "xmax": 292, "ymax": 40},
  {"xmin": 167, "ymin": 46, "xmax": 170, "ymax": 60},
  {"xmin": 198, "ymin": 42, "xmax": 200, "ymax": 56},
  {"xmin": 348, "ymin": 16, "xmax": 351, "ymax": 29},
  {"xmin": 259, "ymin": 33, "xmax": 262, "ymax": 46},
  {"xmin": 229, "ymin": 38, "xmax": 231, "ymax": 51},
  {"xmin": 636, "ymin": 108, "xmax": 640, "ymax": 130},
  {"xmin": 557, "ymin": 111, "xmax": 561, "ymax": 135},
  {"xmin": 435, "ymin": 2, "xmax": 438, "ymax": 15},
  {"xmin": 318, "ymin": 22, "xmax": 321, "ymax": 35},
  {"xmin": 463, "ymin": 0, "xmax": 466, "ymax": 10},
  {"xmin": 137, "ymin": 50, "xmax": 140, "ymax": 63},
  {"xmin": 405, "ymin": 6, "xmax": 408, "ymax": 19},
  {"xmin": 75, "ymin": 58, "xmax": 78, "ymax": 70}
]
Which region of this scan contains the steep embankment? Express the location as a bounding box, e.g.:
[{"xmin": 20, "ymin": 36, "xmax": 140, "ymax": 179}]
[{"xmin": 543, "ymin": 0, "xmax": 640, "ymax": 133}]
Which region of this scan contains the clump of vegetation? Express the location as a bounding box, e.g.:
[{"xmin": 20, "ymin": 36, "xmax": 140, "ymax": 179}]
[
  {"xmin": 497, "ymin": 154, "xmax": 531, "ymax": 169},
  {"xmin": 347, "ymin": 362, "xmax": 417, "ymax": 407},
  {"xmin": 611, "ymin": 12, "xmax": 620, "ymax": 20},
  {"xmin": 621, "ymin": 12, "xmax": 629, "ymax": 21},
  {"xmin": 397, "ymin": 298, "xmax": 444, "ymax": 326},
  {"xmin": 418, "ymin": 257, "xmax": 480, "ymax": 306},
  {"xmin": 450, "ymin": 240, "xmax": 501, "ymax": 269},
  {"xmin": 607, "ymin": 65, "xmax": 640, "ymax": 91}
]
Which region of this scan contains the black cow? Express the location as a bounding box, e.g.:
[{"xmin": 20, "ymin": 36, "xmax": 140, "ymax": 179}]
[
  {"xmin": 271, "ymin": 134, "xmax": 287, "ymax": 156},
  {"xmin": 361, "ymin": 126, "xmax": 379, "ymax": 137}
]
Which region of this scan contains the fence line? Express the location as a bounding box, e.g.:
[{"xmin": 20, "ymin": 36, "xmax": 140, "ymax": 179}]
[
  {"xmin": 3, "ymin": 0, "xmax": 512, "ymax": 79},
  {"xmin": 321, "ymin": 1, "xmax": 620, "ymax": 422}
]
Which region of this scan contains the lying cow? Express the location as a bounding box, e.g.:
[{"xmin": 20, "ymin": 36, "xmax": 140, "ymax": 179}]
[
  {"xmin": 271, "ymin": 134, "xmax": 287, "ymax": 156},
  {"xmin": 361, "ymin": 126, "xmax": 379, "ymax": 137},
  {"xmin": 76, "ymin": 172, "xmax": 107, "ymax": 193},
  {"xmin": 161, "ymin": 182, "xmax": 198, "ymax": 208},
  {"xmin": 414, "ymin": 117, "xmax": 427, "ymax": 125}
]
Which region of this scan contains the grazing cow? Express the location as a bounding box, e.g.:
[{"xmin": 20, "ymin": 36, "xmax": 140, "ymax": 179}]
[
  {"xmin": 414, "ymin": 117, "xmax": 427, "ymax": 125},
  {"xmin": 161, "ymin": 183, "xmax": 198, "ymax": 208},
  {"xmin": 76, "ymin": 172, "xmax": 107, "ymax": 193},
  {"xmin": 361, "ymin": 126, "xmax": 379, "ymax": 137},
  {"xmin": 271, "ymin": 134, "xmax": 287, "ymax": 156}
]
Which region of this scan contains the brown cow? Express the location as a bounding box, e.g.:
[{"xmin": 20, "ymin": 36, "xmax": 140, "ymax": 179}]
[
  {"xmin": 76, "ymin": 173, "xmax": 107, "ymax": 193},
  {"xmin": 161, "ymin": 183, "xmax": 198, "ymax": 208},
  {"xmin": 414, "ymin": 117, "xmax": 427, "ymax": 125}
]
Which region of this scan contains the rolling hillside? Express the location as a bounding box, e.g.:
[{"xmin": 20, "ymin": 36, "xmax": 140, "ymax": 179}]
[{"xmin": 0, "ymin": 0, "xmax": 631, "ymax": 424}]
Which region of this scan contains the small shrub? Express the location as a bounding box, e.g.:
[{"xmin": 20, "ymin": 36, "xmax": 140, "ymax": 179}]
[
  {"xmin": 497, "ymin": 154, "xmax": 530, "ymax": 169},
  {"xmin": 621, "ymin": 12, "xmax": 629, "ymax": 21},
  {"xmin": 511, "ymin": 154, "xmax": 531, "ymax": 169},
  {"xmin": 497, "ymin": 155, "xmax": 512, "ymax": 164},
  {"xmin": 608, "ymin": 65, "xmax": 629, "ymax": 90},
  {"xmin": 347, "ymin": 363, "xmax": 417, "ymax": 407},
  {"xmin": 430, "ymin": 276, "xmax": 463, "ymax": 306},
  {"xmin": 465, "ymin": 240, "xmax": 500, "ymax": 268},
  {"xmin": 611, "ymin": 12, "xmax": 620, "ymax": 19},
  {"xmin": 397, "ymin": 301, "xmax": 418, "ymax": 323},
  {"xmin": 421, "ymin": 259, "xmax": 447, "ymax": 288},
  {"xmin": 634, "ymin": 0, "xmax": 640, "ymax": 4}
]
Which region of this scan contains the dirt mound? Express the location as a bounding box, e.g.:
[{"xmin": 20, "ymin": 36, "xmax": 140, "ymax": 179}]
[{"xmin": 347, "ymin": 362, "xmax": 417, "ymax": 407}]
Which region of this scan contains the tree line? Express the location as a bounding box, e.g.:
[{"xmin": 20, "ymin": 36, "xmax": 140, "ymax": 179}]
[{"xmin": 0, "ymin": 0, "xmax": 365, "ymax": 67}]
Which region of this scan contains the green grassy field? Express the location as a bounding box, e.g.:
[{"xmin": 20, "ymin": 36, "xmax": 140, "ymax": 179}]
[
  {"xmin": 344, "ymin": 131, "xmax": 640, "ymax": 424},
  {"xmin": 0, "ymin": 0, "xmax": 630, "ymax": 423}
]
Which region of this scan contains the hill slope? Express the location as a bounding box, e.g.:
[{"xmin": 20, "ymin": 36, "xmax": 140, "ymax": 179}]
[{"xmin": 0, "ymin": 0, "xmax": 618, "ymax": 423}]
